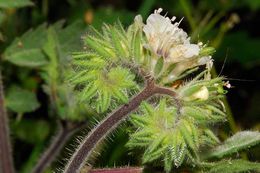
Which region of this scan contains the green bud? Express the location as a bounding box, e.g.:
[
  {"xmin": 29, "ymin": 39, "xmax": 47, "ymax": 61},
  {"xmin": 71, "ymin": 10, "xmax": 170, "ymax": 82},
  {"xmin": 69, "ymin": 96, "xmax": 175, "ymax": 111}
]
[
  {"xmin": 182, "ymin": 86, "xmax": 209, "ymax": 101},
  {"xmin": 199, "ymin": 47, "xmax": 216, "ymax": 56}
]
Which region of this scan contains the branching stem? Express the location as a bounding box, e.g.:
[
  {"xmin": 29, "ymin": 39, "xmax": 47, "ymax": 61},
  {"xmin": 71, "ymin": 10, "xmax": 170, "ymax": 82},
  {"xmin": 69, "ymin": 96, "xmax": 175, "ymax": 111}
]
[
  {"xmin": 64, "ymin": 78, "xmax": 180, "ymax": 173},
  {"xmin": 0, "ymin": 70, "xmax": 15, "ymax": 173},
  {"xmin": 32, "ymin": 120, "xmax": 84, "ymax": 173}
]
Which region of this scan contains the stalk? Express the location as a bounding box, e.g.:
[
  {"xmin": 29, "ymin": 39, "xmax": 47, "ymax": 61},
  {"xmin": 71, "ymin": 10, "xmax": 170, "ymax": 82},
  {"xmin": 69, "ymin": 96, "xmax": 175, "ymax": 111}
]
[
  {"xmin": 64, "ymin": 78, "xmax": 179, "ymax": 173},
  {"xmin": 0, "ymin": 70, "xmax": 15, "ymax": 173},
  {"xmin": 32, "ymin": 121, "xmax": 84, "ymax": 173}
]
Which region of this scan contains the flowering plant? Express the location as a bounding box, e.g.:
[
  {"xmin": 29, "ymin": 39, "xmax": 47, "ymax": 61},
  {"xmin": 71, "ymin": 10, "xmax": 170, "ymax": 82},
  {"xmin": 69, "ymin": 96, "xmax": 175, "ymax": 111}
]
[{"xmin": 62, "ymin": 8, "xmax": 260, "ymax": 173}]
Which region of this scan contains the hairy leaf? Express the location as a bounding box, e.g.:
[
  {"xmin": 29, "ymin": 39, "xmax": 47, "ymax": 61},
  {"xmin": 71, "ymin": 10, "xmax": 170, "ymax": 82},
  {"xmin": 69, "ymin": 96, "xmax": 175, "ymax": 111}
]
[
  {"xmin": 206, "ymin": 131, "xmax": 260, "ymax": 158},
  {"xmin": 202, "ymin": 159, "xmax": 260, "ymax": 173}
]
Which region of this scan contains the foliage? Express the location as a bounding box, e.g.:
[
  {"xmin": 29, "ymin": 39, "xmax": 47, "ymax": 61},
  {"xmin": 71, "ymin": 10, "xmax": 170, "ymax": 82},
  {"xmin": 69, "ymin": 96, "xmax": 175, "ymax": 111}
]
[
  {"xmin": 5, "ymin": 86, "xmax": 39, "ymax": 114},
  {"xmin": 206, "ymin": 131, "xmax": 260, "ymax": 159},
  {"xmin": 202, "ymin": 159, "xmax": 260, "ymax": 173}
]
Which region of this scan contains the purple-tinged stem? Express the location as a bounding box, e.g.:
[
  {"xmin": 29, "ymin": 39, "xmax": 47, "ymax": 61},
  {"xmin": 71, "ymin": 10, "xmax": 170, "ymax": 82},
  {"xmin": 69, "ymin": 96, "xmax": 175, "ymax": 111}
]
[
  {"xmin": 89, "ymin": 167, "xmax": 143, "ymax": 173},
  {"xmin": 0, "ymin": 70, "xmax": 15, "ymax": 173},
  {"xmin": 64, "ymin": 78, "xmax": 179, "ymax": 173},
  {"xmin": 32, "ymin": 121, "xmax": 85, "ymax": 173}
]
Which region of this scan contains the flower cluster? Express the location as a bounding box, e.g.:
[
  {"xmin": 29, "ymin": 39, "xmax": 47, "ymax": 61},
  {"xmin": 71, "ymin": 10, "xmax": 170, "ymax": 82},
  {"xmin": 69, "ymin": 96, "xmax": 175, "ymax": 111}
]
[{"xmin": 143, "ymin": 8, "xmax": 213, "ymax": 79}]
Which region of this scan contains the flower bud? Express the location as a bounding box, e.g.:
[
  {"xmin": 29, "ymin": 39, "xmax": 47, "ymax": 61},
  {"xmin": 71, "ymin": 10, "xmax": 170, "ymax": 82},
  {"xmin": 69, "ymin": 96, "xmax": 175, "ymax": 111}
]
[
  {"xmin": 182, "ymin": 86, "xmax": 209, "ymax": 101},
  {"xmin": 199, "ymin": 47, "xmax": 216, "ymax": 56}
]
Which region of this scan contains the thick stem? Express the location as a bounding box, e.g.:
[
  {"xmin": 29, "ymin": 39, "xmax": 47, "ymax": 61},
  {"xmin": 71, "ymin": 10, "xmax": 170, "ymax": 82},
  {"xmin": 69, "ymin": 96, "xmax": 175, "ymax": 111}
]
[
  {"xmin": 64, "ymin": 80, "xmax": 156, "ymax": 173},
  {"xmin": 64, "ymin": 79, "xmax": 180, "ymax": 173},
  {"xmin": 0, "ymin": 70, "xmax": 15, "ymax": 173},
  {"xmin": 154, "ymin": 86, "xmax": 181, "ymax": 113},
  {"xmin": 32, "ymin": 121, "xmax": 84, "ymax": 173}
]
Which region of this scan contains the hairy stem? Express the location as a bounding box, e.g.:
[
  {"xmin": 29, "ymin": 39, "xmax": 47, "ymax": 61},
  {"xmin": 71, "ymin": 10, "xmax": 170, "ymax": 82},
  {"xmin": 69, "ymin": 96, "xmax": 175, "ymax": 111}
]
[
  {"xmin": 0, "ymin": 70, "xmax": 15, "ymax": 173},
  {"xmin": 64, "ymin": 79, "xmax": 179, "ymax": 173},
  {"xmin": 64, "ymin": 79, "xmax": 156, "ymax": 173},
  {"xmin": 32, "ymin": 120, "xmax": 84, "ymax": 173},
  {"xmin": 154, "ymin": 86, "xmax": 181, "ymax": 113}
]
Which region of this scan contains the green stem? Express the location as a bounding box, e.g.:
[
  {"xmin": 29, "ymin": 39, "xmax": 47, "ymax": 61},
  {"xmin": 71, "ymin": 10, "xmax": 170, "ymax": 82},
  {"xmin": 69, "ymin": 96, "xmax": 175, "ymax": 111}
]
[
  {"xmin": 179, "ymin": 0, "xmax": 196, "ymax": 32},
  {"xmin": 211, "ymin": 67, "xmax": 238, "ymax": 133}
]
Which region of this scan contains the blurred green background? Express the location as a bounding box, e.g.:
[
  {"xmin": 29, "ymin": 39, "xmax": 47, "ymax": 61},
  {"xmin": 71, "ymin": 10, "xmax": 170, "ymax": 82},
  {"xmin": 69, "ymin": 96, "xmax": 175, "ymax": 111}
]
[{"xmin": 0, "ymin": 0, "xmax": 259, "ymax": 172}]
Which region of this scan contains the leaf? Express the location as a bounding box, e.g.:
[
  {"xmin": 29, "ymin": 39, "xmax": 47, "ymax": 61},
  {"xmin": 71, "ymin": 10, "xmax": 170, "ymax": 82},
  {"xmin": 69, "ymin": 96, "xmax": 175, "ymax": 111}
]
[
  {"xmin": 73, "ymin": 58, "xmax": 106, "ymax": 69},
  {"xmin": 3, "ymin": 24, "xmax": 48, "ymax": 67},
  {"xmin": 85, "ymin": 35, "xmax": 115, "ymax": 59},
  {"xmin": 179, "ymin": 120, "xmax": 196, "ymax": 152},
  {"xmin": 112, "ymin": 89, "xmax": 128, "ymax": 103},
  {"xmin": 4, "ymin": 21, "xmax": 86, "ymax": 68},
  {"xmin": 130, "ymin": 22, "xmax": 143, "ymax": 63},
  {"xmin": 204, "ymin": 129, "xmax": 220, "ymax": 144},
  {"xmin": 110, "ymin": 26, "xmax": 129, "ymax": 58},
  {"xmin": 181, "ymin": 106, "xmax": 209, "ymax": 120},
  {"xmin": 55, "ymin": 21, "xmax": 87, "ymax": 61},
  {"xmin": 3, "ymin": 49, "xmax": 48, "ymax": 67},
  {"xmin": 164, "ymin": 149, "xmax": 174, "ymax": 173},
  {"xmin": 143, "ymin": 144, "xmax": 167, "ymax": 163},
  {"xmin": 206, "ymin": 131, "xmax": 260, "ymax": 159},
  {"xmin": 0, "ymin": 0, "xmax": 33, "ymax": 8},
  {"xmin": 154, "ymin": 57, "xmax": 164, "ymax": 77},
  {"xmin": 43, "ymin": 27, "xmax": 59, "ymax": 62},
  {"xmin": 5, "ymin": 86, "xmax": 40, "ymax": 114},
  {"xmin": 99, "ymin": 90, "xmax": 111, "ymax": 113},
  {"xmin": 81, "ymin": 83, "xmax": 98, "ymax": 101},
  {"xmin": 11, "ymin": 119, "xmax": 50, "ymax": 144},
  {"xmin": 202, "ymin": 159, "xmax": 260, "ymax": 173}
]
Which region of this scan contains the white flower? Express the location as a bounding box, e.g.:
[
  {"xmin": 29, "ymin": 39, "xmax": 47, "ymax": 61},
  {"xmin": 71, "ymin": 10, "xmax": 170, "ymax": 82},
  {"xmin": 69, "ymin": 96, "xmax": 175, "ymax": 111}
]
[
  {"xmin": 198, "ymin": 56, "xmax": 213, "ymax": 67},
  {"xmin": 143, "ymin": 8, "xmax": 200, "ymax": 62}
]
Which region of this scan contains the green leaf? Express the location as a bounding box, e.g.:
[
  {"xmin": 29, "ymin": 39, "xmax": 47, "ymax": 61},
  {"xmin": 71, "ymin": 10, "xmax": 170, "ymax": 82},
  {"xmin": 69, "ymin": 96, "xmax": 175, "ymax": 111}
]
[
  {"xmin": 130, "ymin": 21, "xmax": 143, "ymax": 63},
  {"xmin": 202, "ymin": 159, "xmax": 260, "ymax": 173},
  {"xmin": 112, "ymin": 89, "xmax": 128, "ymax": 103},
  {"xmin": 164, "ymin": 149, "xmax": 174, "ymax": 173},
  {"xmin": 73, "ymin": 58, "xmax": 106, "ymax": 69},
  {"xmin": 154, "ymin": 57, "xmax": 164, "ymax": 77},
  {"xmin": 85, "ymin": 35, "xmax": 115, "ymax": 59},
  {"xmin": 110, "ymin": 26, "xmax": 129, "ymax": 58},
  {"xmin": 181, "ymin": 106, "xmax": 209, "ymax": 120},
  {"xmin": 206, "ymin": 131, "xmax": 260, "ymax": 159},
  {"xmin": 81, "ymin": 83, "xmax": 98, "ymax": 101},
  {"xmin": 3, "ymin": 49, "xmax": 48, "ymax": 67},
  {"xmin": 179, "ymin": 120, "xmax": 196, "ymax": 151},
  {"xmin": 204, "ymin": 129, "xmax": 220, "ymax": 144},
  {"xmin": 4, "ymin": 24, "xmax": 48, "ymax": 67},
  {"xmin": 12, "ymin": 119, "xmax": 50, "ymax": 144},
  {"xmin": 143, "ymin": 144, "xmax": 167, "ymax": 163},
  {"xmin": 55, "ymin": 20, "xmax": 87, "ymax": 61},
  {"xmin": 5, "ymin": 86, "xmax": 40, "ymax": 114},
  {"xmin": 43, "ymin": 27, "xmax": 58, "ymax": 62},
  {"xmin": 99, "ymin": 90, "xmax": 111, "ymax": 113},
  {"xmin": 0, "ymin": 0, "xmax": 33, "ymax": 8}
]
